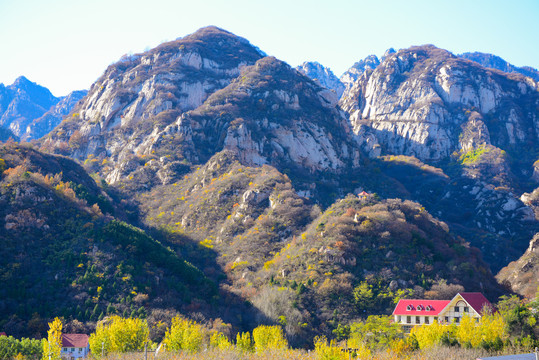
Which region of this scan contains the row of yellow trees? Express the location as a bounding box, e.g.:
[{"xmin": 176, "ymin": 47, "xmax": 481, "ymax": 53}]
[
  {"xmin": 86, "ymin": 316, "xmax": 289, "ymax": 356},
  {"xmin": 41, "ymin": 313, "xmax": 510, "ymax": 360}
]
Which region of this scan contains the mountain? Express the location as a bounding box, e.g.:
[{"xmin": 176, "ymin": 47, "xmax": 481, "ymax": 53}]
[
  {"xmin": 138, "ymin": 150, "xmax": 503, "ymax": 344},
  {"xmin": 22, "ymin": 90, "xmax": 87, "ymax": 141},
  {"xmin": 295, "ymin": 61, "xmax": 345, "ymax": 98},
  {"xmin": 340, "ymin": 45, "xmax": 539, "ymax": 270},
  {"xmin": 497, "ymin": 233, "xmax": 539, "ymax": 298},
  {"xmin": 341, "ymin": 45, "xmax": 539, "ymax": 163},
  {"xmin": 0, "ymin": 77, "xmax": 85, "ymax": 141},
  {"xmin": 459, "ymin": 52, "xmax": 539, "ymax": 82},
  {"xmin": 0, "ymin": 76, "xmax": 59, "ymax": 138},
  {"xmin": 10, "ymin": 28, "xmax": 533, "ymax": 341},
  {"xmin": 41, "ymin": 26, "xmax": 264, "ymax": 177}
]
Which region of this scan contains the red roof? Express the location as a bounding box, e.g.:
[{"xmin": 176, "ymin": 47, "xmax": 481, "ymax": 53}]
[
  {"xmin": 62, "ymin": 334, "xmax": 89, "ymax": 348},
  {"xmin": 459, "ymin": 292, "xmax": 492, "ymax": 315},
  {"xmin": 358, "ymin": 191, "xmax": 369, "ymax": 196},
  {"xmin": 393, "ymin": 299, "xmax": 451, "ymax": 316},
  {"xmin": 0, "ymin": 332, "xmax": 6, "ymax": 336}
]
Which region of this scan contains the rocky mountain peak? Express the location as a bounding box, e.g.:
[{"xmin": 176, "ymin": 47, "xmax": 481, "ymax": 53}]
[
  {"xmin": 459, "ymin": 51, "xmax": 539, "ymax": 81},
  {"xmin": 0, "ymin": 77, "xmax": 59, "ymax": 138},
  {"xmin": 41, "ymin": 27, "xmax": 265, "ymax": 173},
  {"xmin": 340, "ymin": 54, "xmax": 380, "ymax": 92},
  {"xmin": 295, "ymin": 61, "xmax": 345, "ymax": 98},
  {"xmin": 340, "ymin": 44, "xmax": 539, "ymax": 162}
]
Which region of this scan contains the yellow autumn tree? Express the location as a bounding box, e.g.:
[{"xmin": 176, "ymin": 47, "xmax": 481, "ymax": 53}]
[
  {"xmin": 314, "ymin": 336, "xmax": 346, "ymax": 360},
  {"xmin": 42, "ymin": 318, "xmax": 62, "ymax": 360},
  {"xmin": 252, "ymin": 325, "xmax": 288, "ymax": 352},
  {"xmin": 455, "ymin": 316, "xmax": 477, "ymax": 347},
  {"xmin": 89, "ymin": 316, "xmax": 148, "ymax": 355},
  {"xmin": 410, "ymin": 320, "xmax": 455, "ymax": 349},
  {"xmin": 163, "ymin": 316, "xmax": 204, "ymax": 353},
  {"xmin": 236, "ymin": 332, "xmax": 253, "ymax": 352}
]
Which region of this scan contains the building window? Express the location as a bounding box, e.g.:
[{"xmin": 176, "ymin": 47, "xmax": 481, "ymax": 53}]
[
  {"xmin": 434, "ymin": 317, "xmax": 438, "ymax": 322},
  {"xmin": 454, "ymin": 306, "xmax": 460, "ymax": 312},
  {"xmin": 63, "ymin": 348, "xmax": 67, "ymax": 352},
  {"xmin": 397, "ymin": 315, "xmax": 401, "ymax": 323},
  {"xmin": 407, "ymin": 305, "xmax": 413, "ymax": 311},
  {"xmin": 416, "ymin": 316, "xmax": 420, "ymax": 324},
  {"xmin": 425, "ymin": 317, "xmax": 429, "ymax": 324},
  {"xmin": 464, "ymin": 307, "xmax": 469, "ymax": 313},
  {"xmin": 407, "ymin": 316, "xmax": 411, "ymax": 324},
  {"xmin": 445, "ymin": 316, "xmax": 449, "ymax": 323},
  {"xmin": 455, "ymin": 317, "xmax": 460, "ymax": 323}
]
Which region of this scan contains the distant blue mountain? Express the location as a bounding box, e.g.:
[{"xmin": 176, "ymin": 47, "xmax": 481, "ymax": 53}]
[
  {"xmin": 458, "ymin": 52, "xmax": 539, "ymax": 81},
  {"xmin": 0, "ymin": 76, "xmax": 87, "ymax": 141}
]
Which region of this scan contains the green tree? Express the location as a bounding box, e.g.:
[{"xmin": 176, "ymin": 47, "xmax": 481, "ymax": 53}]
[{"xmin": 347, "ymin": 315, "xmax": 403, "ymax": 350}]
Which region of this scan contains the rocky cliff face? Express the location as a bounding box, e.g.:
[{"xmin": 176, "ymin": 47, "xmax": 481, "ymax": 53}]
[
  {"xmin": 497, "ymin": 233, "xmax": 539, "ymax": 298},
  {"xmin": 459, "ymin": 52, "xmax": 539, "ymax": 82},
  {"xmin": 295, "ymin": 61, "xmax": 345, "ymax": 98},
  {"xmin": 42, "ymin": 26, "xmax": 264, "ymax": 170},
  {"xmin": 341, "ymin": 45, "xmax": 539, "ymax": 164},
  {"xmin": 22, "ymin": 90, "xmax": 87, "ymax": 141},
  {"xmin": 149, "ymin": 57, "xmax": 359, "ymax": 175},
  {"xmin": 0, "ymin": 76, "xmax": 59, "ymax": 138}
]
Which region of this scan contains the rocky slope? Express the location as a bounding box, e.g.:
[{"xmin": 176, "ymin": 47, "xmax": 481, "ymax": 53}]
[
  {"xmin": 138, "ymin": 150, "xmax": 503, "ymax": 343},
  {"xmin": 22, "ymin": 90, "xmax": 87, "ymax": 141},
  {"xmin": 497, "ymin": 233, "xmax": 539, "ymax": 298},
  {"xmin": 295, "ymin": 61, "xmax": 345, "ymax": 98},
  {"xmin": 41, "ymin": 26, "xmax": 264, "ymax": 174},
  {"xmin": 459, "ymin": 52, "xmax": 539, "ymax": 82}
]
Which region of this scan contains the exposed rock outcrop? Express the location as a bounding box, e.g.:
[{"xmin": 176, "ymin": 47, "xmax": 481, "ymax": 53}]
[
  {"xmin": 340, "ymin": 54, "xmax": 380, "ymax": 92},
  {"xmin": 497, "ymin": 233, "xmax": 539, "ymax": 298}
]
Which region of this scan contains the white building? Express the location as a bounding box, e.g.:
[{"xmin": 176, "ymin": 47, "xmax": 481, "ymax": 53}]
[{"xmin": 392, "ymin": 292, "xmax": 492, "ymax": 331}]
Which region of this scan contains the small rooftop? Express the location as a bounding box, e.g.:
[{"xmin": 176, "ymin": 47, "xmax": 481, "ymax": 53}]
[{"xmin": 62, "ymin": 334, "xmax": 89, "ymax": 348}]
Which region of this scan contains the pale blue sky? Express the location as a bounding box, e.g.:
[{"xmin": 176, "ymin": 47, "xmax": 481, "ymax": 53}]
[{"xmin": 1, "ymin": 0, "xmax": 537, "ymax": 96}]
